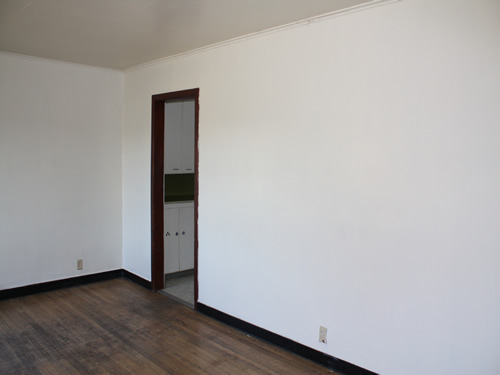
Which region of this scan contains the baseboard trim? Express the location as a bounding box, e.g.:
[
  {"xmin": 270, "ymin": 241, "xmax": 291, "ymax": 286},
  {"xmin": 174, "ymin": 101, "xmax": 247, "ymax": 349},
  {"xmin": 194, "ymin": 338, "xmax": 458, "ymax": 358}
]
[
  {"xmin": 197, "ymin": 303, "xmax": 377, "ymax": 375},
  {"xmin": 122, "ymin": 270, "xmax": 152, "ymax": 289},
  {"xmin": 0, "ymin": 269, "xmax": 151, "ymax": 300}
]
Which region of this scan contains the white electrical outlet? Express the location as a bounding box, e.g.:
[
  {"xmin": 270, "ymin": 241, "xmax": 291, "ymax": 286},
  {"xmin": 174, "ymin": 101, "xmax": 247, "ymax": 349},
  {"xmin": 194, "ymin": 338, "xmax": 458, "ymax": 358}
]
[
  {"xmin": 77, "ymin": 259, "xmax": 83, "ymax": 270},
  {"xmin": 319, "ymin": 326, "xmax": 327, "ymax": 344}
]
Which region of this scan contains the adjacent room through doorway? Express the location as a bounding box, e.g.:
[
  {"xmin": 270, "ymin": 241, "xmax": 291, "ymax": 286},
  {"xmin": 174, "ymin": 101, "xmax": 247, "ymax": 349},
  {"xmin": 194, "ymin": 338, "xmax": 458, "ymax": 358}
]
[{"xmin": 150, "ymin": 89, "xmax": 200, "ymax": 309}]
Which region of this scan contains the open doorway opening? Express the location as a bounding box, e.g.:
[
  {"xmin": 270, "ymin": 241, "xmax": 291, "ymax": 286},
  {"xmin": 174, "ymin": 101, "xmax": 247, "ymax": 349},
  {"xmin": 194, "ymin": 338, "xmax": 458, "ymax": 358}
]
[{"xmin": 151, "ymin": 89, "xmax": 199, "ymax": 309}]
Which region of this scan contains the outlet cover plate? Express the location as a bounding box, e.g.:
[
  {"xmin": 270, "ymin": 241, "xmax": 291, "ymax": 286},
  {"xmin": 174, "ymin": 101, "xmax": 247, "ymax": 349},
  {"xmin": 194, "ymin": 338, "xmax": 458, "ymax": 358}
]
[{"xmin": 319, "ymin": 326, "xmax": 327, "ymax": 343}]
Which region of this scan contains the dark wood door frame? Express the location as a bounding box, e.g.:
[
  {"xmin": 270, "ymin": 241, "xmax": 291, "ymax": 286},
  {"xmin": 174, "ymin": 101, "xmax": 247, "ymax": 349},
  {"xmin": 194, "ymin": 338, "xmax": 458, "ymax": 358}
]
[{"xmin": 151, "ymin": 88, "xmax": 199, "ymax": 309}]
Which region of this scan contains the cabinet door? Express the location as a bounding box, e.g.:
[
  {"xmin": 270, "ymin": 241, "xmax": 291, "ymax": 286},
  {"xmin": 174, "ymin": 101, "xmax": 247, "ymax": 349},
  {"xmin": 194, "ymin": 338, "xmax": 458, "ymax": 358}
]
[
  {"xmin": 181, "ymin": 99, "xmax": 195, "ymax": 173},
  {"xmin": 179, "ymin": 207, "xmax": 194, "ymax": 271},
  {"xmin": 164, "ymin": 101, "xmax": 183, "ymax": 174},
  {"xmin": 164, "ymin": 207, "xmax": 180, "ymax": 274}
]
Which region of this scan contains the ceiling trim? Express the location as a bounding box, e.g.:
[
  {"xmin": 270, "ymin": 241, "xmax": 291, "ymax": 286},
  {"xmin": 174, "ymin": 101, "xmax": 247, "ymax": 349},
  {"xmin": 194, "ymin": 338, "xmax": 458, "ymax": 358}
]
[{"xmin": 126, "ymin": 0, "xmax": 399, "ymax": 72}]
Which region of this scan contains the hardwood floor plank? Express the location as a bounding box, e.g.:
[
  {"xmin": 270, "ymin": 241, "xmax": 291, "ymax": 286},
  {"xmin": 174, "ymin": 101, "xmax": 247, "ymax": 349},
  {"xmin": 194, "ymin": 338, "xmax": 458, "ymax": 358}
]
[{"xmin": 0, "ymin": 279, "xmax": 337, "ymax": 374}]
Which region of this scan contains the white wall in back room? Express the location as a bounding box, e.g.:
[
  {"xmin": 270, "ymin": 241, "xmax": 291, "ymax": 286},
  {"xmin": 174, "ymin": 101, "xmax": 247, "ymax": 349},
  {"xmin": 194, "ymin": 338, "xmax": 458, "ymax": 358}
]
[
  {"xmin": 123, "ymin": 0, "xmax": 500, "ymax": 374},
  {"xmin": 0, "ymin": 53, "xmax": 123, "ymax": 289}
]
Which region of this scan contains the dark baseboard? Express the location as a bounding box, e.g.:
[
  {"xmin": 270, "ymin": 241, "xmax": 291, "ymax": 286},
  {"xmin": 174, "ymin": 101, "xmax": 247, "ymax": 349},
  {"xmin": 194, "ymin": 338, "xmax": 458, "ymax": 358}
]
[
  {"xmin": 0, "ymin": 269, "xmax": 151, "ymax": 300},
  {"xmin": 197, "ymin": 303, "xmax": 377, "ymax": 375},
  {"xmin": 122, "ymin": 269, "xmax": 152, "ymax": 289}
]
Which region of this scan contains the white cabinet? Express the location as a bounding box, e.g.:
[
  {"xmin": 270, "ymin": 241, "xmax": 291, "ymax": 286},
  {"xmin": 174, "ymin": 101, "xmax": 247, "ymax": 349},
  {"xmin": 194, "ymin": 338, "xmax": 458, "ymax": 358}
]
[
  {"xmin": 164, "ymin": 99, "xmax": 195, "ymax": 274},
  {"xmin": 164, "ymin": 101, "xmax": 182, "ymax": 173},
  {"xmin": 181, "ymin": 100, "xmax": 195, "ymax": 172},
  {"xmin": 164, "ymin": 202, "xmax": 194, "ymax": 274},
  {"xmin": 164, "ymin": 100, "xmax": 195, "ymax": 174}
]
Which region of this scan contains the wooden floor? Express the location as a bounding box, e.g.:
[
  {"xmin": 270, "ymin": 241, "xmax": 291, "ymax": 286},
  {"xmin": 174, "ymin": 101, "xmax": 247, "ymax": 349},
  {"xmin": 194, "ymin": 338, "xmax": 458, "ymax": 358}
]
[{"xmin": 0, "ymin": 279, "xmax": 337, "ymax": 374}]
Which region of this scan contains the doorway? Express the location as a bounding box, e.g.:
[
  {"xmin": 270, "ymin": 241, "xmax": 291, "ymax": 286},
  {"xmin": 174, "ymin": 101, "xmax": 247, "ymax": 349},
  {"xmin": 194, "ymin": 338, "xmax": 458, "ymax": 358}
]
[{"xmin": 151, "ymin": 88, "xmax": 199, "ymax": 309}]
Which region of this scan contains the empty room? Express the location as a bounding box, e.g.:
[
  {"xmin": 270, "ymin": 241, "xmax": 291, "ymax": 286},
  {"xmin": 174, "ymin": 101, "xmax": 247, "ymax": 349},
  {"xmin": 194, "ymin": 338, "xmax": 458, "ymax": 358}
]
[{"xmin": 1, "ymin": 0, "xmax": 499, "ymax": 374}]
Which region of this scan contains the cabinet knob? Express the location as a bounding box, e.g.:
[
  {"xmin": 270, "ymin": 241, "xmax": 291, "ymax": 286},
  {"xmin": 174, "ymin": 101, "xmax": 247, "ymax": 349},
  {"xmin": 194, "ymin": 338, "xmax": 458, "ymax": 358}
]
[
  {"xmin": 182, "ymin": 231, "xmax": 185, "ymax": 235},
  {"xmin": 176, "ymin": 232, "xmax": 179, "ymax": 236}
]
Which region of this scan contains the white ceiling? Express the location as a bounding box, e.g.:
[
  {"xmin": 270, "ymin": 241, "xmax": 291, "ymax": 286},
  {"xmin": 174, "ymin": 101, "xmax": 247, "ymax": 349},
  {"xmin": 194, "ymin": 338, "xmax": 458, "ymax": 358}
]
[{"xmin": 0, "ymin": 0, "xmax": 372, "ymax": 70}]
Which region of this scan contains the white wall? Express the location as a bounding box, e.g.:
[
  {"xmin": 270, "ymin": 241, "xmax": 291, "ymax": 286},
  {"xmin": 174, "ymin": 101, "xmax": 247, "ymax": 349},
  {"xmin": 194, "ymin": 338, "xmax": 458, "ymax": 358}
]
[
  {"xmin": 0, "ymin": 53, "xmax": 123, "ymax": 289},
  {"xmin": 122, "ymin": 0, "xmax": 500, "ymax": 374}
]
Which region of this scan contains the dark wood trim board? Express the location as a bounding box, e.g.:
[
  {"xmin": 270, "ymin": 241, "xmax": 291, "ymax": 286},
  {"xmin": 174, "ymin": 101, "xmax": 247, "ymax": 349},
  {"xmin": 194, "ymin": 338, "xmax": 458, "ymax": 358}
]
[
  {"xmin": 122, "ymin": 269, "xmax": 152, "ymax": 289},
  {"xmin": 0, "ymin": 269, "xmax": 151, "ymax": 300},
  {"xmin": 197, "ymin": 303, "xmax": 378, "ymax": 375}
]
